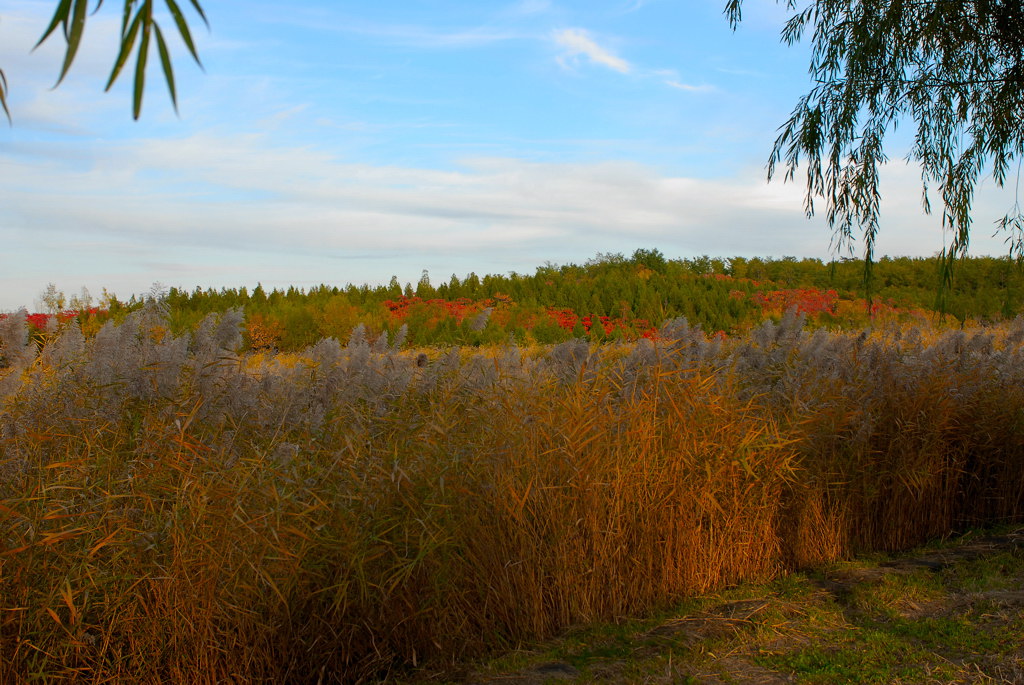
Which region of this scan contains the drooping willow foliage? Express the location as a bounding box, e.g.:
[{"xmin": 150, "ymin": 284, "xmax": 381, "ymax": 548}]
[
  {"xmin": 726, "ymin": 0, "xmax": 1024, "ymax": 292},
  {"xmin": 0, "ymin": 0, "xmax": 207, "ymax": 121}
]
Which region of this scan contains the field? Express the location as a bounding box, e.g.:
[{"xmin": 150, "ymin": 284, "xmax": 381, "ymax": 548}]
[{"xmin": 2, "ymin": 278, "xmax": 1024, "ymax": 681}]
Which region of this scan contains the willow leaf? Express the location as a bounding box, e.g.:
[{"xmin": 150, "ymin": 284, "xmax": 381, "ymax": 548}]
[
  {"xmin": 133, "ymin": 12, "xmax": 151, "ymax": 120},
  {"xmin": 105, "ymin": 8, "xmax": 143, "ymax": 91},
  {"xmin": 153, "ymin": 23, "xmax": 177, "ymax": 112},
  {"xmin": 164, "ymin": 0, "xmax": 202, "ymax": 66}
]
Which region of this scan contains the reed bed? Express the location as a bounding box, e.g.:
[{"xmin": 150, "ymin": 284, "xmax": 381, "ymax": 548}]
[{"xmin": 2, "ymin": 306, "xmax": 1024, "ymax": 683}]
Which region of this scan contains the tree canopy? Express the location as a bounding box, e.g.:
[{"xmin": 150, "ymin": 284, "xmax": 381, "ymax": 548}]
[
  {"xmin": 726, "ymin": 0, "xmax": 1024, "ymax": 288},
  {"xmin": 0, "ymin": 0, "xmax": 206, "ymax": 121}
]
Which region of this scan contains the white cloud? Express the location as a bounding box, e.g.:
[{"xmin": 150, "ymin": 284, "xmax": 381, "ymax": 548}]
[
  {"xmin": 261, "ymin": 9, "xmax": 523, "ymax": 49},
  {"xmin": 374, "ymin": 26, "xmax": 523, "ymax": 49},
  {"xmin": 552, "ymin": 40, "xmax": 712, "ymax": 93},
  {"xmin": 3, "ymin": 126, "xmax": 1010, "ymax": 311},
  {"xmin": 553, "ymin": 28, "xmax": 631, "ymax": 74},
  {"xmin": 665, "ymin": 80, "xmax": 714, "ymax": 93},
  {"xmin": 654, "ymin": 69, "xmax": 715, "ymax": 93}
]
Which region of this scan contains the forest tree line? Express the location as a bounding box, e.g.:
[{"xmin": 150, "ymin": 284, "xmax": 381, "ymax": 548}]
[{"xmin": 18, "ymin": 251, "xmax": 1024, "ymax": 351}]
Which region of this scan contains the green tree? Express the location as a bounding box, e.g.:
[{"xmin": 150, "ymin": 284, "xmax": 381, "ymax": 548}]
[
  {"xmin": 251, "ymin": 282, "xmax": 267, "ymax": 306},
  {"xmin": 386, "ymin": 276, "xmax": 403, "ymax": 299},
  {"xmin": 416, "ymin": 269, "xmax": 435, "ymax": 299},
  {"xmin": 39, "ymin": 282, "xmax": 66, "ymax": 314},
  {"xmin": 726, "ymin": 0, "xmax": 1024, "ymax": 286},
  {"xmin": 2, "ymin": 0, "xmax": 207, "ymax": 121},
  {"xmin": 630, "ymin": 248, "xmax": 667, "ymax": 272}
]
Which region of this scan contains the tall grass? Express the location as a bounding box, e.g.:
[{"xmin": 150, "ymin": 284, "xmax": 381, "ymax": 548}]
[{"xmin": 2, "ymin": 306, "xmax": 1024, "ymax": 682}]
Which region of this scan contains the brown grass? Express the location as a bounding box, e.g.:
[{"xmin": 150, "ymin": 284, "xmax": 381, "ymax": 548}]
[{"xmin": 2, "ymin": 314, "xmax": 1023, "ymax": 682}]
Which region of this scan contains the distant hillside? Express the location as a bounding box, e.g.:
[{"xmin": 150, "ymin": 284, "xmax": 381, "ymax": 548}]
[{"xmin": 9, "ymin": 251, "xmax": 1023, "ymax": 352}]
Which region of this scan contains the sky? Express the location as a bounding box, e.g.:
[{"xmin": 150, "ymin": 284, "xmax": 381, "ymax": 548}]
[{"xmin": 0, "ymin": 0, "xmax": 1017, "ymax": 312}]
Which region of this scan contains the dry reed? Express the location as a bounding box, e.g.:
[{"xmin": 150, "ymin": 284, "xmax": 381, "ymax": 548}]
[{"xmin": 1, "ymin": 308, "xmax": 1023, "ymax": 682}]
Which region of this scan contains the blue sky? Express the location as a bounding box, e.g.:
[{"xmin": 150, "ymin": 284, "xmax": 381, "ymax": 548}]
[{"xmin": 0, "ymin": 0, "xmax": 1015, "ymax": 311}]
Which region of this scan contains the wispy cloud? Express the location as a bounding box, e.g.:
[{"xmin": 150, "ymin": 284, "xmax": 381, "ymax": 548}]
[
  {"xmin": 651, "ymin": 69, "xmax": 714, "ymax": 93},
  {"xmin": 553, "ymin": 28, "xmax": 631, "ymax": 74},
  {"xmin": 262, "ymin": 10, "xmax": 523, "ymax": 49},
  {"xmin": 0, "ymin": 128, "xmax": 851, "ymax": 309},
  {"xmin": 2, "ymin": 125, "xmax": 1008, "ymax": 310},
  {"xmin": 665, "ymin": 80, "xmax": 714, "ymax": 93},
  {"xmin": 371, "ymin": 25, "xmax": 523, "ymax": 49},
  {"xmin": 552, "ymin": 37, "xmax": 712, "ymax": 93}
]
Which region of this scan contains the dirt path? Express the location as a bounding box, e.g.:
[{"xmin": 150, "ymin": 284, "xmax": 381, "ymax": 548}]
[{"xmin": 445, "ymin": 527, "xmax": 1024, "ymax": 684}]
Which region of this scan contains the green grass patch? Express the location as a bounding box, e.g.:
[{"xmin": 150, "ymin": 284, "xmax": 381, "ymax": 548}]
[{"xmin": 757, "ymin": 629, "xmax": 955, "ymax": 684}]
